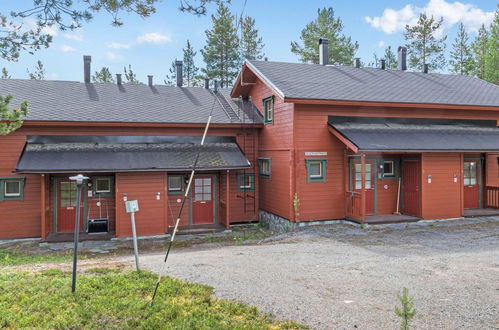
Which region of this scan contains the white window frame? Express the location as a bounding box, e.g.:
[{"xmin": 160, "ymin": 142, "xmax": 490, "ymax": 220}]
[
  {"xmin": 168, "ymin": 175, "xmax": 183, "ymax": 192},
  {"xmin": 308, "ymin": 161, "xmax": 323, "ymax": 178},
  {"xmin": 95, "ymin": 178, "xmax": 111, "ymax": 193},
  {"xmin": 4, "ymin": 180, "xmax": 21, "ymax": 197},
  {"xmin": 383, "ymin": 161, "xmax": 395, "ymax": 177}
]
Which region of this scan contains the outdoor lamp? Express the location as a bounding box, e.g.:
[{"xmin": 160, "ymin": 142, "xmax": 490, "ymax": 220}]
[{"xmin": 69, "ymin": 174, "xmax": 89, "ymax": 293}]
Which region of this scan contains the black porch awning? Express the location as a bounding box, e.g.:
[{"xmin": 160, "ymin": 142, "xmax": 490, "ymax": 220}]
[
  {"xmin": 328, "ymin": 116, "xmax": 499, "ymax": 153},
  {"xmin": 16, "ymin": 136, "xmax": 250, "ymax": 173}
]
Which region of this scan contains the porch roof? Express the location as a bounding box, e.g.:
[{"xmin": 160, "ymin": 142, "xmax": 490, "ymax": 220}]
[
  {"xmin": 328, "ymin": 116, "xmax": 499, "ymax": 153},
  {"xmin": 15, "ymin": 136, "xmax": 250, "ymax": 173}
]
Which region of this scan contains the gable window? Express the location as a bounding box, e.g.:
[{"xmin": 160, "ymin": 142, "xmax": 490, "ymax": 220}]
[
  {"xmin": 306, "ymin": 159, "xmax": 327, "ymax": 183},
  {"xmin": 382, "ymin": 161, "xmax": 395, "ymax": 177},
  {"xmin": 92, "ymin": 176, "xmax": 114, "ymax": 196},
  {"xmin": 168, "ymin": 175, "xmax": 184, "ymax": 193},
  {"xmin": 258, "ymin": 158, "xmax": 271, "ymax": 178},
  {"xmin": 263, "ymin": 96, "xmax": 274, "ymax": 124},
  {"xmin": 237, "ymin": 173, "xmax": 255, "ymax": 191},
  {"xmin": 0, "ymin": 177, "xmax": 25, "ymax": 201}
]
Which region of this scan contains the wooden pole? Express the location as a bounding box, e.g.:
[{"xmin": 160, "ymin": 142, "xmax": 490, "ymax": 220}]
[{"xmin": 361, "ymin": 153, "xmax": 366, "ymax": 223}]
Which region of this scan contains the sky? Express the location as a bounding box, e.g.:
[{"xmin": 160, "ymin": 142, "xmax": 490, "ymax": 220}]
[{"xmin": 0, "ymin": 0, "xmax": 496, "ymax": 82}]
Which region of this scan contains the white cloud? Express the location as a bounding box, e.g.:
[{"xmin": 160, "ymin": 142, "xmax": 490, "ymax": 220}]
[
  {"xmin": 365, "ymin": 0, "xmax": 495, "ymax": 34},
  {"xmin": 48, "ymin": 73, "xmax": 59, "ymax": 79},
  {"xmin": 136, "ymin": 32, "xmax": 172, "ymax": 44},
  {"xmin": 60, "ymin": 44, "xmax": 76, "ymax": 52},
  {"xmin": 105, "ymin": 51, "xmax": 122, "ymax": 61},
  {"xmin": 63, "ymin": 29, "xmax": 83, "ymax": 41},
  {"xmin": 107, "ymin": 42, "xmax": 132, "ymax": 49},
  {"xmin": 378, "ymin": 41, "xmax": 386, "ymax": 47}
]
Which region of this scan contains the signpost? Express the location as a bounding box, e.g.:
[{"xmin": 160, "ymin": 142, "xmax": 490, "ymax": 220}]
[
  {"xmin": 69, "ymin": 174, "xmax": 89, "ymax": 293},
  {"xmin": 125, "ymin": 200, "xmax": 140, "ymax": 271}
]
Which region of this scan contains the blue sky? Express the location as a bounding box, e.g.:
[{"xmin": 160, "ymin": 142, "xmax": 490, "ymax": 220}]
[{"xmin": 0, "ymin": 0, "xmax": 496, "ymax": 82}]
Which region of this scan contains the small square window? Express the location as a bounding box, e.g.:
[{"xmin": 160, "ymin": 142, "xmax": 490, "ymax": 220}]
[
  {"xmin": 238, "ymin": 173, "xmax": 255, "ymax": 191},
  {"xmin": 5, "ymin": 181, "xmax": 20, "ymax": 196},
  {"xmin": 95, "ymin": 178, "xmax": 111, "ymax": 193},
  {"xmin": 168, "ymin": 175, "xmax": 183, "ymax": 193},
  {"xmin": 258, "ymin": 158, "xmax": 271, "ymax": 178},
  {"xmin": 263, "ymin": 96, "xmax": 274, "ymax": 124},
  {"xmin": 306, "ymin": 159, "xmax": 327, "ymax": 183},
  {"xmin": 383, "ymin": 161, "xmax": 395, "ymax": 177}
]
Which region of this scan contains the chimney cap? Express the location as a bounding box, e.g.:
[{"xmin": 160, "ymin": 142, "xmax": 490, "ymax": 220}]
[
  {"xmin": 354, "ymin": 57, "xmax": 361, "ymax": 68},
  {"xmin": 319, "ymin": 38, "xmax": 329, "ymax": 44},
  {"xmin": 116, "ymin": 73, "xmax": 122, "ymax": 85},
  {"xmin": 423, "ymin": 63, "xmax": 429, "ymax": 73},
  {"xmin": 83, "ymin": 55, "xmax": 91, "ymax": 61},
  {"xmin": 380, "ymin": 59, "xmax": 386, "ymax": 70},
  {"xmin": 148, "ymin": 75, "xmax": 153, "ymax": 86}
]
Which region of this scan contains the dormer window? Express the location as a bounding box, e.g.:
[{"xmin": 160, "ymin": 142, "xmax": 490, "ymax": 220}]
[{"xmin": 263, "ymin": 96, "xmax": 274, "ymax": 124}]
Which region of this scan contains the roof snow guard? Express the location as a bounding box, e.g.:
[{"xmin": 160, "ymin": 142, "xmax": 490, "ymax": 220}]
[
  {"xmin": 328, "ymin": 116, "xmax": 499, "ymax": 153},
  {"xmin": 16, "ymin": 136, "xmax": 250, "ymax": 173}
]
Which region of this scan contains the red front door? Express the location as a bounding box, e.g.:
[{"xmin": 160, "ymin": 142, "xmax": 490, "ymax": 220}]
[
  {"xmin": 57, "ymin": 179, "xmax": 84, "ymax": 232},
  {"xmin": 402, "ymin": 161, "xmax": 420, "ymax": 216},
  {"xmin": 192, "ymin": 176, "xmax": 214, "ymax": 225},
  {"xmin": 352, "ymin": 161, "xmax": 375, "ymax": 215},
  {"xmin": 464, "ymin": 161, "xmax": 480, "ymax": 209}
]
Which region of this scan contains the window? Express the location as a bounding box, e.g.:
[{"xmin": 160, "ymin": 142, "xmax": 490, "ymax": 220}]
[
  {"xmin": 306, "ymin": 159, "xmax": 327, "ymax": 183},
  {"xmin": 263, "ymin": 96, "xmax": 274, "ymax": 124},
  {"xmin": 258, "ymin": 158, "xmax": 271, "ymax": 178},
  {"xmin": 92, "ymin": 176, "xmax": 114, "ymax": 196},
  {"xmin": 168, "ymin": 175, "xmax": 184, "ymax": 193},
  {"xmin": 194, "ymin": 178, "xmax": 212, "ymax": 201},
  {"xmin": 383, "ymin": 161, "xmax": 395, "ymax": 177},
  {"xmin": 237, "ymin": 173, "xmax": 255, "ymax": 191},
  {"xmin": 0, "ymin": 177, "xmax": 24, "ymax": 201},
  {"xmin": 354, "ymin": 163, "xmax": 372, "ymax": 189},
  {"xmin": 464, "ymin": 161, "xmax": 477, "ymax": 186}
]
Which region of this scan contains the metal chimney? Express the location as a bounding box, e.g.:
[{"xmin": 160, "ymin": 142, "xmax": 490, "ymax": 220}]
[
  {"xmin": 319, "ymin": 38, "xmax": 329, "ymax": 65},
  {"xmin": 380, "ymin": 59, "xmax": 386, "ymax": 70},
  {"xmin": 83, "ymin": 55, "xmax": 91, "ymax": 83},
  {"xmin": 354, "ymin": 58, "xmax": 361, "ymax": 68},
  {"xmin": 423, "ymin": 63, "xmax": 429, "ymax": 73},
  {"xmin": 204, "ymin": 79, "xmax": 210, "ymax": 89},
  {"xmin": 116, "ymin": 74, "xmax": 122, "ymax": 85},
  {"xmin": 175, "ymin": 60, "xmax": 183, "ymax": 87},
  {"xmin": 397, "ymin": 46, "xmax": 407, "ymax": 71},
  {"xmin": 213, "ymin": 80, "xmax": 219, "ymax": 93},
  {"xmin": 148, "ymin": 75, "xmax": 153, "ymax": 86}
]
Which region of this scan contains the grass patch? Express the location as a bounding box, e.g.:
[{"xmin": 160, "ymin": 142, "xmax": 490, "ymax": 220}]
[
  {"xmin": 0, "ymin": 269, "xmax": 307, "ymax": 329},
  {"xmin": 0, "ymin": 249, "xmax": 81, "ymax": 266}
]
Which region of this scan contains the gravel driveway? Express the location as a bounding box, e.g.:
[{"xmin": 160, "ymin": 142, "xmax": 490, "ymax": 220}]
[{"xmin": 142, "ymin": 218, "xmax": 499, "ymax": 329}]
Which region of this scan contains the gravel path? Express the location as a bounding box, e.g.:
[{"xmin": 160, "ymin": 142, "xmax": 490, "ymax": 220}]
[{"xmin": 142, "ymin": 218, "xmax": 499, "ymax": 329}]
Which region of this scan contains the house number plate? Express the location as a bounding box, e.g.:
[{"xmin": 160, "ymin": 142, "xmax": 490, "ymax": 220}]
[{"xmin": 305, "ymin": 152, "xmax": 327, "ymax": 156}]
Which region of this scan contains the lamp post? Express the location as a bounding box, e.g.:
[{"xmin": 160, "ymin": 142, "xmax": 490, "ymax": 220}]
[{"xmin": 69, "ymin": 174, "xmax": 89, "ymax": 293}]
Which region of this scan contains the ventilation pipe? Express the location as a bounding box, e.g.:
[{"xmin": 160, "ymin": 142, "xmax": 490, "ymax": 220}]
[
  {"xmin": 204, "ymin": 79, "xmax": 210, "ymax": 89},
  {"xmin": 423, "ymin": 63, "xmax": 429, "ymax": 74},
  {"xmin": 319, "ymin": 38, "xmax": 329, "ymax": 65},
  {"xmin": 397, "ymin": 46, "xmax": 407, "ymax": 71},
  {"xmin": 116, "ymin": 74, "xmax": 122, "ymax": 85},
  {"xmin": 175, "ymin": 60, "xmax": 183, "ymax": 87},
  {"xmin": 213, "ymin": 80, "xmax": 219, "ymax": 93},
  {"xmin": 354, "ymin": 58, "xmax": 361, "ymax": 68},
  {"xmin": 83, "ymin": 55, "xmax": 91, "ymax": 83},
  {"xmin": 148, "ymin": 75, "xmax": 153, "ymax": 86},
  {"xmin": 380, "ymin": 59, "xmax": 386, "ymax": 70}
]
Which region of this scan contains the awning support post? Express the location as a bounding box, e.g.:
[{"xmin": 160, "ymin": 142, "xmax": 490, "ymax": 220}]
[
  {"xmin": 226, "ymin": 170, "xmax": 230, "ymax": 229},
  {"xmin": 361, "ymin": 153, "xmax": 366, "ymax": 224}
]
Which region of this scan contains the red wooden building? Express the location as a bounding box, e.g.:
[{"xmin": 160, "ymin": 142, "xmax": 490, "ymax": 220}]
[
  {"xmin": 0, "ymin": 57, "xmax": 262, "ymax": 241},
  {"xmin": 231, "ymin": 42, "xmax": 499, "ymax": 227}
]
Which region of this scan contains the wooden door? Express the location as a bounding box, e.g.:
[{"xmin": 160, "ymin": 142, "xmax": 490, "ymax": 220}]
[
  {"xmin": 402, "ymin": 161, "xmax": 420, "ymax": 216},
  {"xmin": 192, "ymin": 176, "xmax": 214, "ymax": 225},
  {"xmin": 352, "ymin": 161, "xmax": 374, "ymax": 215},
  {"xmin": 57, "ymin": 179, "xmax": 84, "ymax": 232},
  {"xmin": 464, "ymin": 161, "xmax": 480, "ymax": 209}
]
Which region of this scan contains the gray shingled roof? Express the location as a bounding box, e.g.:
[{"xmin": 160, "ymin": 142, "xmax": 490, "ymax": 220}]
[
  {"xmin": 0, "ymin": 79, "xmax": 262, "ymax": 124},
  {"xmin": 16, "ymin": 135, "xmax": 250, "ymax": 173},
  {"xmin": 247, "ymin": 60, "xmax": 499, "ymax": 107},
  {"xmin": 328, "ymin": 116, "xmax": 499, "ymax": 152}
]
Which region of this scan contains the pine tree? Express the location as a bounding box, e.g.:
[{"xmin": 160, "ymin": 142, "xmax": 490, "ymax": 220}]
[
  {"xmin": 201, "ymin": 3, "xmax": 240, "ymax": 88},
  {"xmin": 394, "ymin": 288, "xmax": 417, "ymax": 330},
  {"xmin": 183, "ymin": 40, "xmax": 199, "ymax": 86},
  {"xmin": 384, "ymin": 46, "xmax": 398, "ymax": 69},
  {"xmin": 0, "ymin": 94, "xmax": 28, "ymax": 135},
  {"xmin": 449, "ymin": 23, "xmax": 474, "ymax": 75},
  {"xmin": 164, "ymin": 60, "xmax": 177, "ymax": 86},
  {"xmin": 290, "ymin": 7, "xmax": 358, "ymax": 65},
  {"xmin": 472, "ymin": 24, "xmax": 489, "ymax": 79},
  {"xmin": 484, "ymin": 6, "xmax": 499, "ymax": 85},
  {"xmin": 92, "ymin": 67, "xmax": 114, "ymax": 83},
  {"xmin": 123, "ymin": 64, "xmax": 141, "ymax": 84},
  {"xmin": 404, "ymin": 13, "xmax": 447, "ymax": 71},
  {"xmin": 240, "ymin": 16, "xmax": 265, "ymax": 61},
  {"xmin": 27, "ymin": 60, "xmax": 45, "ymax": 80},
  {"xmin": 1, "ymin": 67, "xmax": 10, "ymax": 79}
]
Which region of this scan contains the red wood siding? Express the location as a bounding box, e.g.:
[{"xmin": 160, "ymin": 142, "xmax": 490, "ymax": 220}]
[
  {"xmin": 87, "ymin": 195, "xmax": 116, "ymax": 232},
  {"xmin": 377, "ymin": 178, "xmax": 399, "ymax": 215},
  {"xmin": 248, "ymin": 79, "xmax": 294, "ymax": 221},
  {"xmin": 421, "ymin": 153, "xmax": 462, "ymax": 219},
  {"xmin": 115, "ymin": 172, "xmax": 167, "ymax": 237},
  {"xmin": 486, "ymin": 153, "xmax": 499, "ymax": 187}
]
